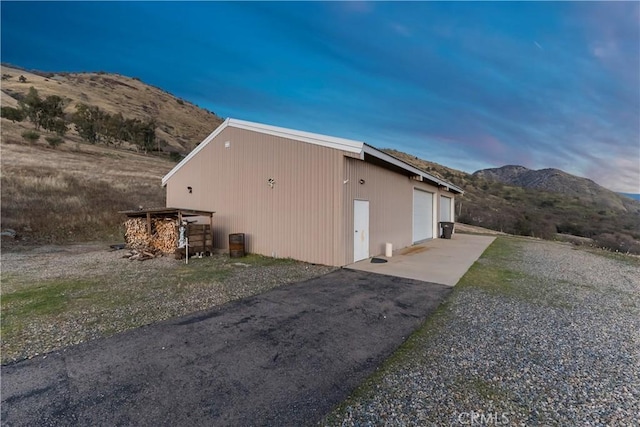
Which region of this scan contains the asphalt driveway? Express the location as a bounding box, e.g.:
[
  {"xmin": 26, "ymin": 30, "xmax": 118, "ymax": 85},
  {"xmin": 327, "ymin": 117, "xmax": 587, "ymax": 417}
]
[{"xmin": 1, "ymin": 269, "xmax": 451, "ymax": 426}]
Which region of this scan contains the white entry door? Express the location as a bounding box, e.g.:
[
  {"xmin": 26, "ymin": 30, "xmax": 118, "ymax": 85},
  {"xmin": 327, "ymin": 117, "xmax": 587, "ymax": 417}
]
[
  {"xmin": 353, "ymin": 200, "xmax": 369, "ymax": 262},
  {"xmin": 413, "ymin": 189, "xmax": 433, "ymax": 243}
]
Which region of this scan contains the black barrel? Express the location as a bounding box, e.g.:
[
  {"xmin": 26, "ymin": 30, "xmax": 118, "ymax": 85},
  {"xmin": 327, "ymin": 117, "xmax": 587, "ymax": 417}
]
[
  {"xmin": 440, "ymin": 222, "xmax": 454, "ymax": 239},
  {"xmin": 229, "ymin": 233, "xmax": 245, "ymax": 258}
]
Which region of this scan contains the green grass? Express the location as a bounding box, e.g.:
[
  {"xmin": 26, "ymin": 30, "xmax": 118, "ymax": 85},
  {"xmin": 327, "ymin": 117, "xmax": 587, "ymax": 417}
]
[
  {"xmin": 456, "ymin": 237, "xmax": 578, "ymax": 309},
  {"xmin": 456, "ymin": 237, "xmax": 530, "ymax": 299},
  {"xmin": 1, "ymin": 278, "xmax": 103, "ymax": 339},
  {"xmin": 2, "ymin": 278, "xmax": 97, "ymax": 317},
  {"xmin": 239, "ymin": 253, "xmax": 298, "ymax": 266},
  {"xmin": 170, "ymin": 259, "xmax": 232, "ymax": 285},
  {"xmin": 0, "ymin": 251, "xmax": 325, "ymax": 364}
]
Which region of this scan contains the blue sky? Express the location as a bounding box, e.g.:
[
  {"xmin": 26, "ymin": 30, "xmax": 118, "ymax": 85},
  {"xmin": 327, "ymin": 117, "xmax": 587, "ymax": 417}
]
[{"xmin": 2, "ymin": 1, "xmax": 639, "ymax": 192}]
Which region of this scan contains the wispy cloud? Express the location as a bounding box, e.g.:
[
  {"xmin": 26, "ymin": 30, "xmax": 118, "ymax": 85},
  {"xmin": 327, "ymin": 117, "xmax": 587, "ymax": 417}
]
[
  {"xmin": 390, "ymin": 22, "xmax": 411, "ymax": 37},
  {"xmin": 1, "ymin": 1, "xmax": 638, "ymax": 192}
]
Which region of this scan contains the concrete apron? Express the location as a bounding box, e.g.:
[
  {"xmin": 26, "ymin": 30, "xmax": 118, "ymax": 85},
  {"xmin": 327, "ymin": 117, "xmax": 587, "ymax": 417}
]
[{"xmin": 347, "ymin": 233, "xmax": 496, "ymax": 286}]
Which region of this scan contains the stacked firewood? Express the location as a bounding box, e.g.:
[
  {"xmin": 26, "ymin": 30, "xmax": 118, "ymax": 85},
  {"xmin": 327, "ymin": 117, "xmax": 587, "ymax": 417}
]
[
  {"xmin": 124, "ymin": 218, "xmax": 153, "ymax": 249},
  {"xmin": 150, "ymin": 220, "xmax": 179, "ymax": 253},
  {"xmin": 123, "ymin": 218, "xmax": 178, "ymax": 255}
]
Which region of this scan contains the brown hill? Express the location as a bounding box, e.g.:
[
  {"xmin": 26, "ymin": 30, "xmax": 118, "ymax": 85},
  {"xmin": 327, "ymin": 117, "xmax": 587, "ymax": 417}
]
[{"xmin": 1, "ymin": 64, "xmax": 222, "ymax": 152}]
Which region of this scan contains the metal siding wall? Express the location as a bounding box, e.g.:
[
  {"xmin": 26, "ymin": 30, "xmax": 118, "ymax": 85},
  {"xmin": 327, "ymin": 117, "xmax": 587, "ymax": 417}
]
[
  {"xmin": 165, "ymin": 127, "xmax": 346, "ymax": 266},
  {"xmin": 341, "ymin": 157, "xmax": 440, "ymax": 264}
]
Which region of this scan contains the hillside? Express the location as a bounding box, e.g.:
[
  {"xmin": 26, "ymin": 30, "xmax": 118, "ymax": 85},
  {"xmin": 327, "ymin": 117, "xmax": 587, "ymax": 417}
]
[
  {"xmin": 473, "ymin": 165, "xmax": 633, "ymax": 212},
  {"xmin": 1, "ymin": 65, "xmax": 638, "ymax": 253},
  {"xmin": 1, "ymin": 64, "xmax": 222, "ymax": 153},
  {"xmin": 384, "ymin": 149, "xmax": 640, "ymax": 254}
]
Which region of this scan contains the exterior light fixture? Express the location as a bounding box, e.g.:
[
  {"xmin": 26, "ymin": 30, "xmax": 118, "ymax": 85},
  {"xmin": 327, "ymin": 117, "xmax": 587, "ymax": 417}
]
[
  {"xmin": 267, "ymin": 178, "xmax": 275, "ymax": 188},
  {"xmin": 359, "ymin": 179, "xmax": 365, "ymax": 185},
  {"xmin": 187, "ymin": 186, "xmax": 193, "ymax": 193}
]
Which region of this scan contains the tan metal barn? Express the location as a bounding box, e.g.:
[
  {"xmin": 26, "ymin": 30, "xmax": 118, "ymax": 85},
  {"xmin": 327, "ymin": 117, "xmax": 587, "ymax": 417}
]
[{"xmin": 162, "ymin": 118, "xmax": 463, "ymax": 266}]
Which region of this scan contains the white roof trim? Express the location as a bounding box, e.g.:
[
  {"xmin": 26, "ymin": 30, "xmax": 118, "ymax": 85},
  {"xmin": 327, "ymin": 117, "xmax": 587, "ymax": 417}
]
[
  {"xmin": 228, "ymin": 118, "xmax": 364, "ymax": 154},
  {"xmin": 162, "ymin": 118, "xmax": 463, "ymax": 194}
]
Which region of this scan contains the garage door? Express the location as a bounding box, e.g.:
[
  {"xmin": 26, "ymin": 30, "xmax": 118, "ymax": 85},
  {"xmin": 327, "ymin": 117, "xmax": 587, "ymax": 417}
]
[
  {"xmin": 440, "ymin": 195, "xmax": 452, "ymax": 222},
  {"xmin": 413, "ymin": 189, "xmax": 433, "ymax": 243}
]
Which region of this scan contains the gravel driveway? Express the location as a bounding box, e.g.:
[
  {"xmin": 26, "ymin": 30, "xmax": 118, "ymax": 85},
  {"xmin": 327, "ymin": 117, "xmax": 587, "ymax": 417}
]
[{"xmin": 325, "ymin": 238, "xmax": 640, "ymax": 426}]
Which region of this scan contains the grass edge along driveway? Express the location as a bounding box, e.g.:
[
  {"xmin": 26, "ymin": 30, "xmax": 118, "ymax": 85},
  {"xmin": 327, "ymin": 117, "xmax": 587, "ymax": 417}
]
[{"xmin": 322, "ymin": 236, "xmax": 640, "ymax": 426}]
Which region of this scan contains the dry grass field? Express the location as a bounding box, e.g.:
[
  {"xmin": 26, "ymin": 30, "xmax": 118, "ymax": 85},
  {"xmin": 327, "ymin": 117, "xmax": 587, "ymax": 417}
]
[
  {"xmin": 0, "ymin": 64, "xmax": 225, "ymax": 244},
  {"xmin": 1, "ymin": 127, "xmax": 172, "ymax": 243}
]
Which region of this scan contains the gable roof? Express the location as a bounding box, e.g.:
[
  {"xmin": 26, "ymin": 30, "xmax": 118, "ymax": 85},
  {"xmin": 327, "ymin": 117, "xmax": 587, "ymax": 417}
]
[{"xmin": 161, "ymin": 118, "xmax": 463, "ymax": 194}]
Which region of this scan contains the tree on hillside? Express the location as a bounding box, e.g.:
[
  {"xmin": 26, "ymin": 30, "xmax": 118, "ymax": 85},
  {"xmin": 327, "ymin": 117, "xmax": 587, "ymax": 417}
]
[
  {"xmin": 73, "ymin": 103, "xmax": 105, "ymax": 144},
  {"xmin": 18, "ymin": 87, "xmax": 68, "ymax": 135},
  {"xmin": 104, "ymin": 112, "xmax": 125, "ymax": 146},
  {"xmin": 19, "ymin": 87, "xmax": 43, "ymax": 129},
  {"xmin": 0, "ymin": 106, "xmax": 25, "ymax": 122},
  {"xmin": 40, "ymin": 95, "xmax": 68, "ymax": 136},
  {"xmin": 132, "ymin": 119, "xmax": 156, "ymax": 153},
  {"xmin": 72, "ymin": 103, "xmax": 156, "ymax": 150}
]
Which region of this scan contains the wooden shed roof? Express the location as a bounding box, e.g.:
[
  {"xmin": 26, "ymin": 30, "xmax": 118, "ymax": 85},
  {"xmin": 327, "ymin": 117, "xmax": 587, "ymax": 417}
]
[{"xmin": 119, "ymin": 207, "xmax": 215, "ymax": 218}]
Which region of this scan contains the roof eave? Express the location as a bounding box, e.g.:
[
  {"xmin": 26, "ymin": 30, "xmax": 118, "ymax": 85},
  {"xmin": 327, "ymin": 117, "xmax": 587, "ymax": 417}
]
[
  {"xmin": 162, "ymin": 117, "xmax": 464, "ymax": 195},
  {"xmin": 362, "ymin": 145, "xmax": 464, "ymax": 194}
]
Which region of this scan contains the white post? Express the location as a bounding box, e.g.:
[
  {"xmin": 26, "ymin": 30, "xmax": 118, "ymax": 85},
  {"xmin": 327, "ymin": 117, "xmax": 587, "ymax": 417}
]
[{"xmin": 385, "ymin": 243, "xmax": 393, "ymax": 257}]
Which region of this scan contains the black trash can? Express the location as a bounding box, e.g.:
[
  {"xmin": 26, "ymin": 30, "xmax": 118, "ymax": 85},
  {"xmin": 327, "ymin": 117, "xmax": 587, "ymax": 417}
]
[
  {"xmin": 440, "ymin": 222, "xmax": 454, "ymax": 239},
  {"xmin": 229, "ymin": 233, "xmax": 245, "ymax": 258}
]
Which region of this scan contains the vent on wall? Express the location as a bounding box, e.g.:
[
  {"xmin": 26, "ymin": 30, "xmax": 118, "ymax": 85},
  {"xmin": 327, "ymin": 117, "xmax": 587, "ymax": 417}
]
[{"xmin": 224, "ymin": 141, "xmax": 231, "ymax": 148}]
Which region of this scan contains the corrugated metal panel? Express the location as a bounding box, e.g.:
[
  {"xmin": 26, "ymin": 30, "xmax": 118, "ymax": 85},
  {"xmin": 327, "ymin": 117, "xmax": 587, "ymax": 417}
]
[
  {"xmin": 342, "ymin": 157, "xmax": 442, "ymax": 264},
  {"xmin": 165, "ymin": 127, "xmax": 347, "ymax": 266},
  {"xmin": 166, "ymin": 125, "xmax": 458, "ymax": 266}
]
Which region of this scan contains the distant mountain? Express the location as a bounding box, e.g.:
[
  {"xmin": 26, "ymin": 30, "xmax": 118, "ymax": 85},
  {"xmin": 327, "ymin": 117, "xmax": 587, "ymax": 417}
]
[
  {"xmin": 473, "ymin": 165, "xmax": 633, "ymax": 212},
  {"xmin": 620, "ymin": 193, "xmax": 640, "ymax": 201},
  {"xmin": 384, "ymin": 150, "xmax": 640, "ymax": 254}
]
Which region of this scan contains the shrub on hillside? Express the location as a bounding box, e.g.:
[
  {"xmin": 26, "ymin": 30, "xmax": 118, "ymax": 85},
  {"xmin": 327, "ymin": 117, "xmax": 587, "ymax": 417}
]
[
  {"xmin": 593, "ymin": 233, "xmax": 640, "ymax": 254},
  {"xmin": 169, "ymin": 151, "xmax": 183, "ymax": 162},
  {"xmin": 21, "ymin": 130, "xmax": 40, "ymax": 144},
  {"xmin": 45, "ymin": 135, "xmax": 64, "ymax": 149}
]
